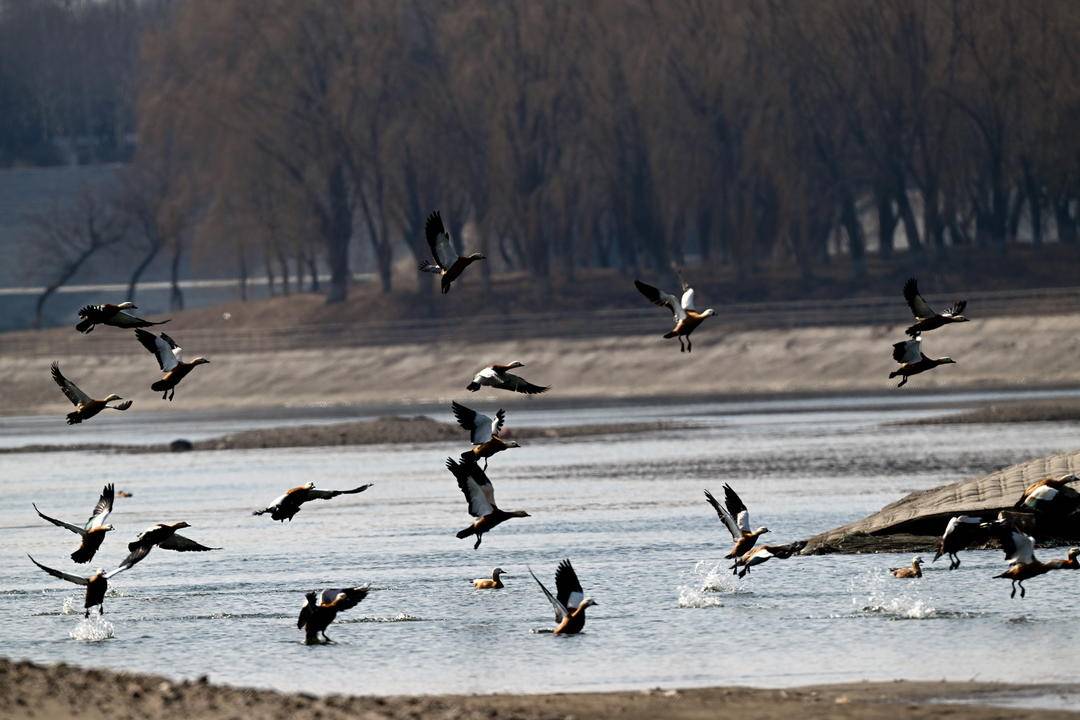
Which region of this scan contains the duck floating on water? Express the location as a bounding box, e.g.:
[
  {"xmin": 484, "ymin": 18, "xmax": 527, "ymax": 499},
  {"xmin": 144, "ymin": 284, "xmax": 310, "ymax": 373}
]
[
  {"xmin": 634, "ymin": 272, "xmax": 716, "ymax": 353},
  {"xmin": 75, "ymin": 302, "xmax": 170, "ymax": 334},
  {"xmin": 418, "ymin": 210, "xmax": 484, "ymax": 294},
  {"xmin": 890, "ymin": 556, "xmax": 924, "ymax": 578},
  {"xmin": 730, "ymin": 540, "xmax": 806, "ymax": 578},
  {"xmin": 446, "ymin": 457, "xmax": 529, "ymax": 549},
  {"xmin": 134, "ymin": 329, "xmax": 210, "ymax": 400},
  {"xmin": 253, "ymin": 482, "xmax": 374, "ymax": 522},
  {"xmin": 934, "ymin": 515, "xmax": 987, "ymax": 570},
  {"xmin": 473, "ymin": 567, "xmax": 508, "ymax": 589},
  {"xmin": 452, "ymin": 401, "xmax": 519, "ymax": 469},
  {"xmin": 27, "ymin": 555, "xmax": 129, "ymax": 617},
  {"xmin": 889, "ymin": 334, "xmax": 955, "ymax": 388},
  {"xmin": 903, "ymin": 278, "xmax": 969, "ymax": 337},
  {"xmin": 466, "ymin": 362, "xmax": 549, "ymax": 395},
  {"xmin": 119, "ymin": 522, "xmax": 220, "ymax": 570},
  {"xmin": 33, "ymin": 484, "xmax": 114, "ymax": 564},
  {"xmin": 298, "ymin": 587, "xmax": 369, "ymax": 644},
  {"xmin": 704, "ymin": 485, "xmax": 769, "ymax": 562},
  {"xmin": 529, "ymin": 559, "xmax": 596, "ymax": 635},
  {"xmin": 50, "ymin": 363, "xmax": 131, "ymax": 424}
]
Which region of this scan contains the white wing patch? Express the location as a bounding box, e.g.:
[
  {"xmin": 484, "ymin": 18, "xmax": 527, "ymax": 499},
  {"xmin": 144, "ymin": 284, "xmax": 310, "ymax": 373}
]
[
  {"xmin": 736, "ymin": 510, "xmax": 751, "ymax": 534},
  {"xmin": 681, "ymin": 287, "xmax": 697, "ymax": 311},
  {"xmin": 155, "ymin": 335, "xmax": 181, "ymax": 371}
]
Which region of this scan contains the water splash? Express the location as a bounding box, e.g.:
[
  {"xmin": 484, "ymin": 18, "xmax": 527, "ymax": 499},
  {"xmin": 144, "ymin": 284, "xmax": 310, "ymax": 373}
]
[
  {"xmin": 850, "ymin": 569, "xmax": 937, "ymax": 619},
  {"xmin": 61, "ymin": 597, "xmax": 78, "ymax": 615},
  {"xmin": 346, "ymin": 613, "xmax": 422, "ymax": 623},
  {"xmin": 69, "ymin": 615, "xmax": 114, "ymax": 641},
  {"xmin": 676, "ymin": 559, "xmax": 744, "ymax": 608}
]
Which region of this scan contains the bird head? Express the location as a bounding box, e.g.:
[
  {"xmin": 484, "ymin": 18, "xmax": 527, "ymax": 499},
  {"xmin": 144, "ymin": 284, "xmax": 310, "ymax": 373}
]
[
  {"xmin": 913, "ymin": 556, "xmax": 925, "ymax": 566},
  {"xmin": 303, "ymin": 481, "xmax": 316, "ymax": 489},
  {"xmin": 304, "ymin": 591, "xmax": 317, "ymax": 605},
  {"xmin": 701, "ymin": 308, "xmax": 717, "ymax": 318},
  {"xmin": 174, "ymin": 521, "xmax": 191, "ymax": 530},
  {"xmin": 505, "ymin": 440, "xmax": 521, "ymax": 449},
  {"xmin": 101, "ymin": 524, "xmax": 115, "ymax": 532},
  {"xmin": 104, "ymin": 394, "xmax": 123, "ymax": 402},
  {"xmin": 469, "ymin": 253, "xmax": 486, "ymax": 261},
  {"xmin": 938, "ymin": 357, "xmax": 956, "ymax": 365},
  {"xmin": 118, "ymin": 302, "xmax": 136, "ymax": 309},
  {"xmin": 192, "ymin": 357, "xmax": 210, "ymax": 365},
  {"xmin": 492, "ymin": 567, "xmax": 506, "ymax": 577},
  {"xmin": 755, "ymin": 527, "xmax": 770, "ymax": 536},
  {"xmin": 506, "ymin": 361, "xmax": 525, "ymax": 369},
  {"xmin": 95, "ymin": 567, "xmax": 106, "ymax": 576},
  {"xmin": 1059, "ymin": 474, "xmax": 1080, "ymax": 484},
  {"xmin": 1069, "ymin": 548, "xmax": 1080, "ymax": 559},
  {"xmin": 579, "ymin": 597, "xmax": 598, "ymax": 610},
  {"xmin": 513, "ymin": 510, "xmax": 531, "ymax": 518}
]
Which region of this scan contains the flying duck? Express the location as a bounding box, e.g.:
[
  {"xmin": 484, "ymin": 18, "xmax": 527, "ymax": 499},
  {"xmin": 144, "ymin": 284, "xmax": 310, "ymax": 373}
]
[
  {"xmin": 253, "ymin": 482, "xmax": 374, "ymax": 522},
  {"xmin": 452, "ymin": 401, "xmax": 520, "ymax": 469},
  {"xmin": 472, "ymin": 567, "xmax": 508, "ymax": 589},
  {"xmin": 75, "ymin": 302, "xmax": 170, "ymax": 334},
  {"xmin": 446, "ymin": 457, "xmax": 529, "ymax": 549},
  {"xmin": 134, "ymin": 329, "xmax": 210, "ymax": 400},
  {"xmin": 27, "ymin": 555, "xmax": 129, "ymax": 617},
  {"xmin": 889, "ymin": 334, "xmax": 955, "ymax": 387},
  {"xmin": 33, "ymin": 484, "xmax": 115, "ymax": 564},
  {"xmin": 119, "ymin": 522, "xmax": 220, "ymax": 570},
  {"xmin": 903, "ymin": 278, "xmax": 969, "ymax": 336},
  {"xmin": 729, "ymin": 540, "xmax": 806, "ymax": 578},
  {"xmin": 529, "ymin": 559, "xmax": 596, "ymax": 635},
  {"xmin": 418, "ymin": 210, "xmax": 484, "ymax": 294},
  {"xmin": 985, "ymin": 524, "xmax": 1049, "ymax": 598},
  {"xmin": 934, "ymin": 515, "xmax": 987, "ymax": 570},
  {"xmin": 704, "ymin": 485, "xmax": 769, "ymax": 561},
  {"xmin": 1014, "ymin": 474, "xmax": 1080, "ymax": 513},
  {"xmin": 50, "ymin": 363, "xmax": 131, "ymax": 424},
  {"xmin": 890, "ymin": 556, "xmax": 924, "ymax": 578},
  {"xmin": 634, "ymin": 273, "xmax": 716, "ymax": 353},
  {"xmin": 466, "ymin": 362, "xmax": 549, "ymax": 395},
  {"xmin": 298, "ymin": 586, "xmax": 369, "ymax": 644}
]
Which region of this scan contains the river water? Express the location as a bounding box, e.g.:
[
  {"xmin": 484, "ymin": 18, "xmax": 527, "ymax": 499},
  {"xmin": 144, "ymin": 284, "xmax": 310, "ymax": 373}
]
[{"xmin": 2, "ymin": 391, "xmax": 1079, "ymax": 695}]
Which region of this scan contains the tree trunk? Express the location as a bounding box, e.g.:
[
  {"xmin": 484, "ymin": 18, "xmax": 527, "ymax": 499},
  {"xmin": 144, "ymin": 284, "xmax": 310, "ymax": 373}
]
[
  {"xmin": 1055, "ymin": 197, "xmax": 1076, "ymax": 245},
  {"xmin": 896, "ymin": 188, "xmax": 922, "ymax": 253},
  {"xmin": 323, "ymin": 161, "xmax": 352, "ymax": 305},
  {"xmin": 169, "ymin": 240, "xmax": 184, "ymax": 311},
  {"xmin": 308, "ymin": 256, "xmax": 320, "ymax": 292},
  {"xmin": 238, "ymin": 246, "xmax": 248, "ymax": 302},
  {"xmin": 840, "ymin": 191, "xmax": 866, "ymax": 278},
  {"xmin": 875, "ymin": 186, "xmax": 897, "ymax": 259},
  {"xmin": 127, "ymin": 240, "xmax": 162, "ymax": 304}
]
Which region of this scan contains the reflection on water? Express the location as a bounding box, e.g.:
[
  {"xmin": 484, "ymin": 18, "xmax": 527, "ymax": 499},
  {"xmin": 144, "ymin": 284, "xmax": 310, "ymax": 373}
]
[{"xmin": 2, "ymin": 394, "xmax": 1080, "ymax": 694}]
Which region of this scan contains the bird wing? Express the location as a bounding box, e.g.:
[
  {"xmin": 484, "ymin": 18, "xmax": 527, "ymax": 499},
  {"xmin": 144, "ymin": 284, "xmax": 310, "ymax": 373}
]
[
  {"xmin": 119, "ymin": 544, "xmax": 153, "ymax": 570},
  {"xmin": 425, "ymin": 210, "xmax": 459, "ymax": 270},
  {"xmin": 681, "ymin": 287, "xmax": 698, "ymax": 312},
  {"xmin": 305, "ymin": 484, "xmax": 374, "ymax": 500},
  {"xmin": 723, "ymin": 484, "xmax": 751, "ymax": 533},
  {"xmin": 502, "ymin": 372, "xmax": 549, "ymax": 395},
  {"xmin": 298, "ymin": 596, "xmax": 314, "ymax": 629},
  {"xmin": 33, "ymin": 503, "xmax": 86, "ymax": 536},
  {"xmin": 635, "ymin": 280, "xmax": 687, "ymax": 321},
  {"xmin": 85, "ymin": 484, "xmax": 114, "ymax": 530},
  {"xmin": 892, "ymin": 336, "xmax": 921, "ymax": 364},
  {"xmin": 554, "ymin": 558, "xmax": 585, "ymax": 612},
  {"xmin": 50, "ymin": 363, "xmax": 90, "ymax": 407},
  {"xmin": 102, "ymin": 565, "xmax": 130, "ymax": 580},
  {"xmin": 27, "ymin": 554, "xmax": 88, "ymax": 586},
  {"xmin": 1005, "ymin": 530, "xmax": 1036, "ymax": 565},
  {"xmin": 528, "ymin": 565, "xmax": 569, "ymax": 623},
  {"xmin": 320, "ymin": 586, "xmax": 369, "ymax": 611},
  {"xmin": 135, "ymin": 329, "xmax": 180, "ymax": 371},
  {"xmin": 110, "ymin": 310, "xmax": 151, "ymax": 327},
  {"xmin": 492, "ymin": 409, "xmax": 506, "ymax": 437},
  {"xmin": 158, "ymin": 533, "xmax": 220, "ymax": 552},
  {"xmin": 903, "ymin": 278, "xmax": 937, "ymax": 319},
  {"xmin": 448, "ymin": 458, "xmax": 495, "ymax": 517},
  {"xmin": 943, "ymin": 300, "xmax": 966, "ymax": 318},
  {"xmin": 452, "ymin": 401, "xmax": 494, "ymax": 443},
  {"xmin": 704, "ymin": 489, "xmax": 741, "ymax": 541}
]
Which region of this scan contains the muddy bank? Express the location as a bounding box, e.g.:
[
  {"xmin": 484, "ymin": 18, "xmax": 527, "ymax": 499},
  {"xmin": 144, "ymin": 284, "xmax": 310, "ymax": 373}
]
[
  {"xmin": 0, "ymin": 416, "xmax": 685, "ymax": 454},
  {"xmin": 901, "ymin": 399, "xmax": 1080, "ymax": 426},
  {"xmin": 3, "ymin": 659, "xmax": 1079, "ymax": 720}
]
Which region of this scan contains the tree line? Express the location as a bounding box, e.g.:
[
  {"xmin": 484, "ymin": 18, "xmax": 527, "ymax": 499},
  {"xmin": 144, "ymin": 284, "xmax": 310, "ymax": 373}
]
[{"xmin": 18, "ymin": 0, "xmax": 1080, "ymax": 309}]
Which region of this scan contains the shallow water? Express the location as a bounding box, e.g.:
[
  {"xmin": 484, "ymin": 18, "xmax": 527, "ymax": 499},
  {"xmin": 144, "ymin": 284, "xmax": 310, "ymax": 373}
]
[{"xmin": 3, "ymin": 394, "xmax": 1080, "ymax": 695}]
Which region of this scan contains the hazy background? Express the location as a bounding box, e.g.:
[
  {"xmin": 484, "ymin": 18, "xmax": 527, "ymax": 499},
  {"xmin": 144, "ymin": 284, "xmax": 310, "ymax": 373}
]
[{"xmin": 1, "ymin": 0, "xmax": 1079, "ymax": 332}]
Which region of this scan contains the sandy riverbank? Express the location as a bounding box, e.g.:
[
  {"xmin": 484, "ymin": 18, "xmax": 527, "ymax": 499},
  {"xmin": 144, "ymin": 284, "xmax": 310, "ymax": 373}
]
[
  {"xmin": 901, "ymin": 399, "xmax": 1080, "ymax": 425},
  {"xmin": 4, "ymin": 312, "xmax": 1080, "ymax": 418},
  {"xmin": 2, "ymin": 659, "xmax": 1078, "ymax": 720}
]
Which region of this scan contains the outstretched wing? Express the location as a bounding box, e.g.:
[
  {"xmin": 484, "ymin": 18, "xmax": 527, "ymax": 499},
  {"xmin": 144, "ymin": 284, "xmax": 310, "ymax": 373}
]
[
  {"xmin": 27, "ymin": 554, "xmax": 88, "ymax": 586},
  {"xmin": 158, "ymin": 533, "xmax": 220, "ymax": 552},
  {"xmin": 529, "ymin": 565, "xmax": 569, "ymax": 622},
  {"xmin": 33, "ymin": 503, "xmax": 85, "ymax": 536},
  {"xmin": 943, "ymin": 300, "xmax": 967, "ymax": 318},
  {"xmin": 119, "ymin": 544, "xmax": 153, "ymax": 570},
  {"xmin": 85, "ymin": 484, "xmax": 114, "ymax": 530},
  {"xmin": 635, "ymin": 280, "xmax": 687, "ymax": 321},
  {"xmin": 903, "ymin": 278, "xmax": 937, "ymax": 319},
  {"xmin": 704, "ymin": 489, "xmax": 741, "ymax": 541},
  {"xmin": 50, "ymin": 363, "xmax": 90, "ymax": 407},
  {"xmin": 892, "ymin": 336, "xmax": 921, "ymax": 364},
  {"xmin": 320, "ymin": 586, "xmax": 369, "ymax": 610},
  {"xmin": 554, "ymin": 558, "xmax": 585, "ymax": 612},
  {"xmin": 134, "ymin": 329, "xmax": 180, "ymax": 371},
  {"xmin": 305, "ymin": 484, "xmax": 374, "ymax": 500},
  {"xmin": 298, "ymin": 596, "xmax": 315, "ymax": 629},
  {"xmin": 503, "ymin": 373, "xmax": 549, "ymax": 395},
  {"xmin": 425, "ymin": 210, "xmax": 459, "ymax": 270},
  {"xmin": 723, "ymin": 483, "xmax": 751, "ymax": 533},
  {"xmin": 447, "ymin": 457, "xmax": 495, "ymax": 517},
  {"xmin": 452, "ymin": 401, "xmax": 495, "ymax": 443}
]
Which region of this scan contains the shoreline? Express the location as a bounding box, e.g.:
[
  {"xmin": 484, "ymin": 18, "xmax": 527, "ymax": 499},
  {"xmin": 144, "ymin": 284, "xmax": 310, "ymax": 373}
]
[{"xmin": 2, "ymin": 659, "xmax": 1078, "ymax": 720}]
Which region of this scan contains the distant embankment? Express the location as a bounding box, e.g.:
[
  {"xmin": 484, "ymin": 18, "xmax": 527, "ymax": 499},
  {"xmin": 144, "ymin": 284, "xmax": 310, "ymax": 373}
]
[{"xmin": 804, "ymin": 451, "xmax": 1080, "ymax": 554}]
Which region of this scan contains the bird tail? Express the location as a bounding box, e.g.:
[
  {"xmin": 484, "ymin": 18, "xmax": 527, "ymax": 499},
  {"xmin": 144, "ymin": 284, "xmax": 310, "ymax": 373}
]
[
  {"xmin": 466, "ymin": 382, "xmax": 481, "ymax": 392},
  {"xmin": 252, "ymin": 508, "xmax": 268, "ymax": 516},
  {"xmin": 888, "ymin": 369, "xmax": 900, "ymax": 379},
  {"xmin": 75, "ymin": 319, "xmax": 94, "ymax": 333},
  {"xmin": 663, "ymin": 330, "xmax": 678, "ymax": 339},
  {"xmin": 456, "ymin": 526, "xmax": 475, "ymax": 539},
  {"xmin": 70, "ymin": 546, "xmax": 93, "ymax": 564},
  {"xmin": 151, "ymin": 379, "xmax": 170, "ymax": 391},
  {"xmin": 66, "ymin": 411, "xmax": 82, "ymax": 425},
  {"xmin": 993, "ymin": 570, "xmax": 1009, "ymax": 579}
]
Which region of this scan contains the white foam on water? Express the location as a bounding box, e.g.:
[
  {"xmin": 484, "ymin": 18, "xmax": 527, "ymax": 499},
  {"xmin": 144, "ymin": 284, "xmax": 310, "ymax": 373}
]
[
  {"xmin": 677, "ymin": 559, "xmax": 745, "ymax": 608},
  {"xmin": 850, "ymin": 569, "xmax": 938, "ymax": 620},
  {"xmin": 61, "ymin": 597, "xmax": 77, "ymax": 615},
  {"xmin": 69, "ymin": 615, "xmax": 114, "ymax": 641}
]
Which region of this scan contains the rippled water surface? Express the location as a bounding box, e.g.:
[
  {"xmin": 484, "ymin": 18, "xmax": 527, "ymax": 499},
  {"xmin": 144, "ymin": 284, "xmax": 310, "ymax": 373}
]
[{"xmin": 3, "ymin": 392, "xmax": 1080, "ymax": 695}]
